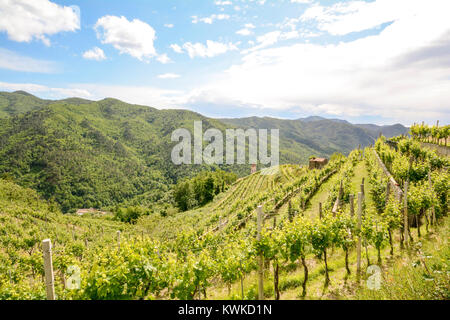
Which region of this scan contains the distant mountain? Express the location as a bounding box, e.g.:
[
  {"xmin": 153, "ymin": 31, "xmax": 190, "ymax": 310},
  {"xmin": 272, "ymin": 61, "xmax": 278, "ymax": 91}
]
[
  {"xmin": 296, "ymin": 116, "xmax": 409, "ymax": 139},
  {"xmin": 355, "ymin": 123, "xmax": 409, "ymax": 139},
  {"xmin": 0, "ymin": 90, "xmax": 408, "ymax": 212},
  {"xmin": 219, "ymin": 117, "xmax": 375, "ymax": 163},
  {"xmin": 299, "ymin": 116, "xmax": 327, "ymax": 122},
  {"xmin": 298, "ymin": 116, "xmax": 350, "ymax": 124}
]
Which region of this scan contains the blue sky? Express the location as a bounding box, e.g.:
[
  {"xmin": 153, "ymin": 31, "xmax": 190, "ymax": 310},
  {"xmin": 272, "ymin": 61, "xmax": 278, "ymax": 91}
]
[{"xmin": 1, "ymin": 0, "xmax": 450, "ymax": 125}]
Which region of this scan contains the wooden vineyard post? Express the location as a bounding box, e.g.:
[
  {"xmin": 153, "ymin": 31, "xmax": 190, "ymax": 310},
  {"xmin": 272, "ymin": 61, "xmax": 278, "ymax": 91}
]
[
  {"xmin": 288, "ymin": 201, "xmax": 293, "ymax": 222},
  {"xmin": 403, "ymin": 181, "xmax": 409, "ymax": 247},
  {"xmin": 398, "ymin": 185, "xmax": 404, "ymax": 249},
  {"xmin": 349, "ymin": 194, "xmax": 354, "ymax": 217},
  {"xmin": 273, "ymin": 217, "xmax": 276, "ymax": 229},
  {"xmin": 256, "ymin": 206, "xmax": 264, "ymax": 300},
  {"xmin": 84, "ymin": 238, "xmax": 88, "ymax": 248},
  {"xmin": 240, "ymin": 260, "xmax": 245, "ymax": 300},
  {"xmin": 385, "ymin": 181, "xmax": 391, "ymax": 208},
  {"xmin": 428, "ymin": 170, "xmax": 436, "ymax": 226},
  {"xmin": 319, "ymin": 202, "xmax": 322, "ymax": 220},
  {"xmin": 361, "ymin": 177, "xmax": 365, "ymax": 199},
  {"xmin": 117, "ymin": 231, "xmax": 121, "ymax": 250},
  {"xmin": 356, "ymin": 192, "xmax": 363, "ymax": 280},
  {"xmin": 338, "ymin": 180, "xmax": 343, "ymax": 211},
  {"xmin": 42, "ymin": 239, "xmax": 55, "ymax": 300},
  {"xmin": 72, "ymin": 226, "xmax": 75, "ymax": 241}
]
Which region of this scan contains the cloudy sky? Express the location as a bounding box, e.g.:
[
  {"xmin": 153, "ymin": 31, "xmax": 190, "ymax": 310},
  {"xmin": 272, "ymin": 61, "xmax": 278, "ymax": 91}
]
[{"xmin": 0, "ymin": 0, "xmax": 449, "ymax": 125}]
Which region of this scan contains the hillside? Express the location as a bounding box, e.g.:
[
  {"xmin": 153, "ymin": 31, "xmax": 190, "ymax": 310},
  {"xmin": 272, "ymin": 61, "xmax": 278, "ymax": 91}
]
[
  {"xmin": 0, "ymin": 91, "xmax": 407, "ymax": 213},
  {"xmin": 0, "ymin": 92, "xmax": 238, "ymax": 212},
  {"xmin": 220, "ymin": 117, "xmax": 376, "ymax": 161},
  {"xmin": 0, "ymin": 91, "xmax": 52, "ymax": 118},
  {"xmin": 0, "ymin": 178, "xmax": 144, "ymax": 299},
  {"xmin": 355, "ymin": 123, "xmax": 409, "ymax": 140},
  {"xmin": 0, "ymin": 138, "xmax": 447, "ymax": 300},
  {"xmin": 296, "ymin": 116, "xmax": 408, "ymax": 139}
]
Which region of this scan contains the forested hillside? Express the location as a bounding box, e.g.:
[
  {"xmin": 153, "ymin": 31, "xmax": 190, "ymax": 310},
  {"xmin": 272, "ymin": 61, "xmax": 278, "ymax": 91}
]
[
  {"xmin": 220, "ymin": 117, "xmax": 408, "ymax": 163},
  {"xmin": 295, "ymin": 116, "xmax": 409, "ymax": 140},
  {"xmin": 0, "ymin": 92, "xmax": 237, "ymax": 212},
  {"xmin": 0, "ymin": 91, "xmax": 408, "ymax": 213}
]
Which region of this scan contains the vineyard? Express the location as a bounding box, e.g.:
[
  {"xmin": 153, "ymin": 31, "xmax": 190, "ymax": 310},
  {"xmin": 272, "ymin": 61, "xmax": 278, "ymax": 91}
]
[
  {"xmin": 409, "ymin": 122, "xmax": 449, "ymax": 146},
  {"xmin": 0, "ymin": 136, "xmax": 448, "ymax": 300}
]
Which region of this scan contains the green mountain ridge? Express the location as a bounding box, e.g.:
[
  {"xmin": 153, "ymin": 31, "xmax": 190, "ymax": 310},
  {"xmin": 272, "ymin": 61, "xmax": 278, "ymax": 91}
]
[
  {"xmin": 0, "ymin": 91, "xmax": 408, "ymax": 212},
  {"xmin": 0, "ymin": 92, "xmax": 237, "ymax": 212},
  {"xmin": 354, "ymin": 123, "xmax": 409, "ymax": 140}
]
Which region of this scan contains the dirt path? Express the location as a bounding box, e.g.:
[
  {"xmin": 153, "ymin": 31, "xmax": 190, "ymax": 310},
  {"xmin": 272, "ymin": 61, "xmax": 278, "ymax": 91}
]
[{"xmin": 348, "ymin": 160, "xmax": 374, "ymax": 209}]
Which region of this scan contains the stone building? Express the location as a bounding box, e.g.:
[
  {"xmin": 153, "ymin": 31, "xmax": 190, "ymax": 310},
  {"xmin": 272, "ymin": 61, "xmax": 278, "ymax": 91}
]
[{"xmin": 309, "ymin": 157, "xmax": 328, "ymax": 170}]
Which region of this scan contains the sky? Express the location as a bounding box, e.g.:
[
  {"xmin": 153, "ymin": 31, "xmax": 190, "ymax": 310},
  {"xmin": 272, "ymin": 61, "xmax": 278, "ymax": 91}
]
[{"xmin": 0, "ymin": 0, "xmax": 449, "ymax": 125}]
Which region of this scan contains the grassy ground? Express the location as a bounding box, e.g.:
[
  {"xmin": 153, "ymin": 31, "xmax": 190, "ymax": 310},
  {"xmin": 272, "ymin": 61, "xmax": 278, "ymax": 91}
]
[
  {"xmin": 209, "ymin": 210, "xmax": 448, "ymax": 301},
  {"xmin": 301, "ymin": 171, "xmax": 341, "ymax": 220},
  {"xmin": 355, "ymin": 216, "xmax": 449, "ymax": 300}
]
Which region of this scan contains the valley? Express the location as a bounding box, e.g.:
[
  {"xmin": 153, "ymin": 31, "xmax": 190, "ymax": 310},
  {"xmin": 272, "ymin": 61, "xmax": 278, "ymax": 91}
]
[{"xmin": 0, "ymin": 109, "xmax": 447, "ymax": 299}]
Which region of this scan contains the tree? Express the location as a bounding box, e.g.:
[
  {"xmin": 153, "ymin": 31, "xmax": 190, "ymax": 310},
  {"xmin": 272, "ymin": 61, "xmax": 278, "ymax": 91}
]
[
  {"xmin": 282, "ymin": 218, "xmax": 312, "ymax": 297},
  {"xmin": 382, "ymin": 196, "xmax": 402, "ymax": 255},
  {"xmin": 310, "ymin": 216, "xmax": 333, "ymax": 287},
  {"xmin": 407, "ymin": 182, "xmax": 433, "ymax": 238},
  {"xmin": 331, "ymin": 213, "xmax": 356, "ymax": 276},
  {"xmin": 173, "ymin": 180, "xmax": 196, "ymax": 211}
]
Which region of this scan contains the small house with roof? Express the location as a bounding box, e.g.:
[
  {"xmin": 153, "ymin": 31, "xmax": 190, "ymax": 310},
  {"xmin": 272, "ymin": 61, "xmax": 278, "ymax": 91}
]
[{"xmin": 309, "ymin": 157, "xmax": 328, "ymax": 170}]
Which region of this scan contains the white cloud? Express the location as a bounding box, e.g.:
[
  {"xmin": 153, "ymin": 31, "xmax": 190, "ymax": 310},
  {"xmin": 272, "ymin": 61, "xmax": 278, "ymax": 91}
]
[
  {"xmin": 291, "ymin": 0, "xmax": 312, "ymax": 3},
  {"xmin": 182, "ymin": 40, "xmax": 238, "ymax": 58},
  {"xmin": 158, "ymin": 73, "xmax": 181, "ymax": 79},
  {"xmin": 164, "ymin": 24, "xmax": 174, "ymax": 28},
  {"xmin": 236, "ymin": 23, "xmax": 256, "ymax": 36},
  {"xmin": 256, "ymin": 31, "xmax": 281, "ymax": 46},
  {"xmin": 183, "ymin": 0, "xmax": 450, "ymax": 124},
  {"xmin": 301, "ymin": 0, "xmax": 409, "ymax": 36},
  {"xmin": 0, "ymin": 48, "xmax": 57, "ymax": 73},
  {"xmin": 0, "ymin": 0, "xmax": 80, "ymax": 45},
  {"xmin": 82, "ymin": 47, "xmax": 106, "ymax": 61},
  {"xmin": 236, "ymin": 28, "xmax": 253, "ymax": 36},
  {"xmin": 95, "ymin": 15, "xmax": 157, "ymax": 61},
  {"xmin": 242, "ymin": 30, "xmax": 299, "ymax": 53},
  {"xmin": 278, "ymin": 17, "xmax": 300, "ymax": 31},
  {"xmin": 73, "ymin": 84, "xmax": 187, "ymax": 109},
  {"xmin": 215, "ymin": 1, "xmax": 232, "ymax": 5},
  {"xmin": 156, "ymin": 54, "xmax": 172, "ymax": 64},
  {"xmin": 192, "ymin": 14, "xmax": 230, "ymax": 24},
  {"xmin": 170, "ymin": 44, "xmax": 183, "ymax": 54}
]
